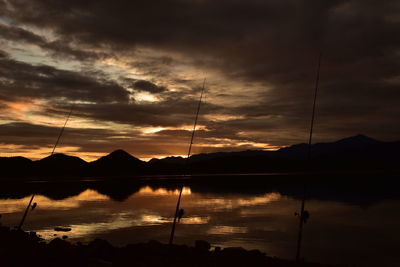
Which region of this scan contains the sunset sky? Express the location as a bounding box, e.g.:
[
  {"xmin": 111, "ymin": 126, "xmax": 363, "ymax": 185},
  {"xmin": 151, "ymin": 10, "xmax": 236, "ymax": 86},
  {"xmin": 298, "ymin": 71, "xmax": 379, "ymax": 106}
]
[{"xmin": 0, "ymin": 0, "xmax": 399, "ymax": 161}]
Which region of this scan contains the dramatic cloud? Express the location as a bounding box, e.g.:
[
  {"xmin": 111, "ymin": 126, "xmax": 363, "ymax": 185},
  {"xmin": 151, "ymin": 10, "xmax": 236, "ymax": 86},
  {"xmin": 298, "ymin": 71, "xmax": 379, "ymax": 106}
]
[
  {"xmin": 0, "ymin": 0, "xmax": 399, "ymax": 159},
  {"xmin": 131, "ymin": 80, "xmax": 166, "ymax": 94},
  {"xmin": 0, "ymin": 55, "xmax": 129, "ymax": 103}
]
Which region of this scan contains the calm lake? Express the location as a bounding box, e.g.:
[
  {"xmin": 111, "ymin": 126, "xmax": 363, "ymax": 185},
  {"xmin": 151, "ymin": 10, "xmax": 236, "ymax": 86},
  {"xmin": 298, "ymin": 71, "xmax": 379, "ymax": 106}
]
[{"xmin": 1, "ymin": 175, "xmax": 399, "ymax": 267}]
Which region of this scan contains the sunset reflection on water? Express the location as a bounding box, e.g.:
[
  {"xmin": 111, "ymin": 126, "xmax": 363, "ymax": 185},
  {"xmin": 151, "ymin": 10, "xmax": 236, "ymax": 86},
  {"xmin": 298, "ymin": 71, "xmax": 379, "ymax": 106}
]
[
  {"xmin": 0, "ymin": 186, "xmax": 283, "ymax": 244},
  {"xmin": 0, "ymin": 189, "xmax": 109, "ymax": 213},
  {"xmin": 137, "ymin": 186, "xmax": 192, "ymax": 196},
  {"xmin": 1, "ymin": 184, "xmax": 399, "ymax": 267}
]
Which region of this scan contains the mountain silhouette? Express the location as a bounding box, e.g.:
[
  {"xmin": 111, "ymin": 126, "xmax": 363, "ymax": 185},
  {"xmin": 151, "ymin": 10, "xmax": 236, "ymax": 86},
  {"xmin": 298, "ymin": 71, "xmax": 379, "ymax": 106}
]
[
  {"xmin": 92, "ymin": 149, "xmax": 143, "ymax": 165},
  {"xmin": 150, "ymin": 134, "xmax": 399, "ymax": 174},
  {"xmin": 334, "ymin": 134, "xmax": 381, "ymax": 145},
  {"xmin": 0, "ymin": 135, "xmax": 398, "ymax": 180},
  {"xmin": 278, "ymin": 134, "xmax": 381, "ymax": 155},
  {"xmin": 0, "ymin": 156, "xmax": 33, "ymax": 178},
  {"xmin": 37, "ymin": 153, "xmax": 87, "ymax": 166},
  {"xmin": 89, "ymin": 149, "xmax": 145, "ymax": 176},
  {"xmin": 35, "ymin": 153, "xmax": 88, "ymax": 177}
]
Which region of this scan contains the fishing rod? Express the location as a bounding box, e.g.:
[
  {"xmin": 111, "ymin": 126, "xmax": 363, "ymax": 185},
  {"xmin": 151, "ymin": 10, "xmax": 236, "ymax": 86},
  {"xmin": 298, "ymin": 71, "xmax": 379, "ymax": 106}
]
[
  {"xmin": 295, "ymin": 53, "xmax": 322, "ymax": 261},
  {"xmin": 169, "ymin": 78, "xmax": 206, "ymax": 245},
  {"xmin": 17, "ymin": 104, "xmax": 75, "ymax": 231}
]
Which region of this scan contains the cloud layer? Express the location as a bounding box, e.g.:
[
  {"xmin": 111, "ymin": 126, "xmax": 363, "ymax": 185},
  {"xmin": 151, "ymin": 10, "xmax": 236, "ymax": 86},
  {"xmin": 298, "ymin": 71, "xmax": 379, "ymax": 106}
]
[{"xmin": 0, "ymin": 0, "xmax": 399, "ymax": 160}]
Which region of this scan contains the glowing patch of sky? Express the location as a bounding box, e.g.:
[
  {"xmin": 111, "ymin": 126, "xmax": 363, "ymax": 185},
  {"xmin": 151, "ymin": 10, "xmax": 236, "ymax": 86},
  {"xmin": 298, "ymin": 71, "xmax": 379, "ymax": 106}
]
[
  {"xmin": 100, "ymin": 57, "xmax": 145, "ymax": 80},
  {"xmin": 195, "ymin": 137, "xmax": 277, "ymax": 151},
  {"xmin": 134, "ymin": 91, "xmax": 160, "ymax": 102},
  {"xmin": 139, "ymin": 125, "xmax": 208, "ymax": 136},
  {"xmin": 0, "ymin": 99, "xmax": 123, "ymax": 132},
  {"xmin": 203, "ymin": 114, "xmax": 246, "ymax": 122},
  {"xmin": 0, "ymin": 99, "xmax": 42, "ymax": 121},
  {"xmin": 141, "ymin": 127, "xmax": 167, "ymax": 134}
]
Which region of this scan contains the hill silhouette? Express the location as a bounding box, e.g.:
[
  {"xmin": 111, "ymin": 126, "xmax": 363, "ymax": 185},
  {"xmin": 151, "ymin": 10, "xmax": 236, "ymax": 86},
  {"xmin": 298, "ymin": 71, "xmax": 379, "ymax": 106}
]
[
  {"xmin": 37, "ymin": 153, "xmax": 87, "ymax": 168},
  {"xmin": 277, "ymin": 134, "xmax": 382, "ymax": 158},
  {"xmin": 93, "ymin": 149, "xmax": 143, "ymax": 165},
  {"xmin": 0, "ymin": 135, "xmax": 399, "ymax": 180},
  {"xmin": 89, "ymin": 149, "xmax": 145, "ymax": 176},
  {"xmin": 34, "ymin": 154, "xmax": 88, "ymax": 177},
  {"xmin": 0, "ymin": 156, "xmax": 33, "ymax": 179}
]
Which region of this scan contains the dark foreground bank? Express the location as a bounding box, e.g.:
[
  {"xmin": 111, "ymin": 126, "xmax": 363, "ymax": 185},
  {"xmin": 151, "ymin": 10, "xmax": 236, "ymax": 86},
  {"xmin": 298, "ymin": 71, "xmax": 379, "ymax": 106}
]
[{"xmin": 0, "ymin": 227, "xmax": 333, "ymax": 267}]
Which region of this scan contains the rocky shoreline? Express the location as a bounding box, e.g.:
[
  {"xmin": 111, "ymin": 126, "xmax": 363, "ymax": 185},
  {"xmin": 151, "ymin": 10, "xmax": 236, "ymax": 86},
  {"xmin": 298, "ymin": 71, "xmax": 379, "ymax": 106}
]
[{"xmin": 0, "ymin": 226, "xmax": 335, "ymax": 267}]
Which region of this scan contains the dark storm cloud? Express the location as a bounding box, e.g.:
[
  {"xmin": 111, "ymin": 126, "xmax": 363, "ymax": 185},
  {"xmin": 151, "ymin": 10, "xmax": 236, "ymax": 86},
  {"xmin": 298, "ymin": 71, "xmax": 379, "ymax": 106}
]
[
  {"xmin": 0, "ymin": 0, "xmax": 399, "ymax": 151},
  {"xmin": 0, "ymin": 49, "xmax": 9, "ymax": 58},
  {"xmin": 0, "ymin": 122, "xmax": 141, "ymax": 152},
  {"xmin": 132, "ymin": 80, "xmax": 166, "ymax": 94},
  {"xmin": 2, "ymin": 1, "xmax": 398, "ymax": 93},
  {"xmin": 0, "ymin": 56, "xmax": 129, "ymax": 103},
  {"xmin": 48, "ymin": 96, "xmax": 220, "ymax": 128},
  {"xmin": 2, "ymin": 0, "xmax": 399, "ymax": 79},
  {"xmin": 121, "ymin": 77, "xmax": 168, "ymax": 94},
  {"xmin": 0, "ymin": 122, "xmax": 122, "ymax": 143}
]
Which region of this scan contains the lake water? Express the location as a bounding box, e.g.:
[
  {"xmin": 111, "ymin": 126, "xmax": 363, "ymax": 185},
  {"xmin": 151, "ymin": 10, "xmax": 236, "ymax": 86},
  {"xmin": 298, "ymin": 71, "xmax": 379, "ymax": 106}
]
[{"xmin": 1, "ymin": 176, "xmax": 399, "ymax": 266}]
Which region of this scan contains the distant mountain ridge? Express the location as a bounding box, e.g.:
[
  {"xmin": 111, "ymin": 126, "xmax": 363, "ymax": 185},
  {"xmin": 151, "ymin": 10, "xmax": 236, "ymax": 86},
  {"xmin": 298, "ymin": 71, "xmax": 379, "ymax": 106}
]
[
  {"xmin": 1, "ymin": 135, "xmax": 399, "ymax": 179},
  {"xmin": 276, "ymin": 134, "xmax": 383, "ymax": 158}
]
